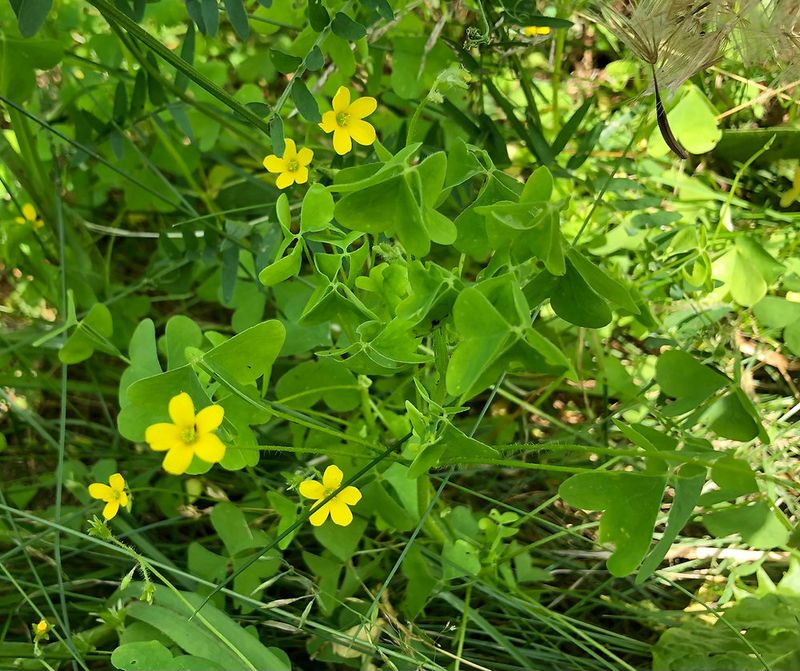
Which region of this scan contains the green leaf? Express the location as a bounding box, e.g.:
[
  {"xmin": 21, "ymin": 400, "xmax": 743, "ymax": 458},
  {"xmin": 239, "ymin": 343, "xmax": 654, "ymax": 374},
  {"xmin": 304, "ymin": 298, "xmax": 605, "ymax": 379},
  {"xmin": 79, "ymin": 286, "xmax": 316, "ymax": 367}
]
[
  {"xmin": 549, "ymin": 262, "xmax": 612, "ymax": 328},
  {"xmin": 304, "ymin": 45, "xmax": 324, "ymax": 71},
  {"xmin": 10, "ymin": 0, "xmax": 53, "ymax": 37},
  {"xmin": 637, "ymin": 465, "xmax": 705, "ymax": 583},
  {"xmin": 275, "ymin": 359, "xmax": 360, "ymax": 411},
  {"xmin": 270, "ymin": 114, "xmax": 285, "ymax": 155},
  {"xmin": 331, "ymin": 12, "xmax": 366, "ymax": 40},
  {"xmin": 59, "ymin": 303, "xmax": 114, "ymax": 364},
  {"xmin": 202, "ymin": 320, "xmax": 285, "ymax": 386},
  {"xmin": 704, "ymin": 502, "xmax": 790, "ymax": 550},
  {"xmin": 258, "ymin": 242, "xmax": 303, "ymax": 287},
  {"xmin": 313, "ymin": 516, "xmax": 367, "ymax": 561},
  {"xmin": 703, "ymin": 389, "xmax": 761, "ymax": 442},
  {"xmin": 211, "ymin": 501, "xmax": 269, "ymax": 556},
  {"xmin": 111, "ymin": 641, "xmax": 173, "ymax": 671},
  {"xmin": 442, "ymin": 539, "xmax": 481, "ymax": 581},
  {"xmin": 126, "ymin": 585, "xmax": 289, "ymax": 671},
  {"xmin": 223, "ymin": 0, "xmax": 250, "ymax": 39},
  {"xmin": 117, "ymin": 366, "xmax": 208, "ymax": 442},
  {"xmin": 446, "ymin": 287, "xmax": 511, "ymax": 396},
  {"xmin": 201, "ymin": 0, "xmax": 219, "ymax": 36},
  {"xmin": 301, "ymin": 183, "xmax": 335, "ymax": 233},
  {"xmin": 753, "ymin": 296, "xmax": 800, "ymax": 329},
  {"xmin": 559, "ymin": 470, "xmax": 667, "ymax": 576},
  {"xmin": 308, "ymin": 0, "xmax": 330, "ymax": 30},
  {"xmin": 291, "ymin": 78, "xmax": 321, "ymax": 123},
  {"xmin": 655, "ymin": 349, "xmax": 728, "ymax": 411},
  {"xmin": 165, "ymin": 315, "xmax": 203, "ymax": 370},
  {"xmin": 270, "ymin": 49, "xmax": 301, "ymax": 74},
  {"xmin": 567, "ymin": 247, "xmax": 639, "ymax": 313}
]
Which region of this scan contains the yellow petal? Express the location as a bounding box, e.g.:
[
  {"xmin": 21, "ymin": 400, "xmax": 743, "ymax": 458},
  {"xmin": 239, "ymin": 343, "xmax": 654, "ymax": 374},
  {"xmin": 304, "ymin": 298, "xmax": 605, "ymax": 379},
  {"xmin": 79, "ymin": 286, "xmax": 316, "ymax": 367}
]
[
  {"xmin": 196, "ymin": 404, "xmax": 224, "ymax": 434},
  {"xmin": 319, "ymin": 110, "xmax": 337, "ymax": 133},
  {"xmin": 294, "ymin": 167, "xmax": 309, "ymax": 184},
  {"xmin": 109, "ymin": 473, "xmax": 126, "ymax": 492},
  {"xmin": 118, "ymin": 490, "xmax": 129, "ymax": 507},
  {"xmin": 299, "ymin": 479, "xmax": 325, "ymax": 499},
  {"xmin": 88, "ymin": 483, "xmax": 112, "ymax": 501},
  {"xmin": 332, "ymin": 86, "xmax": 350, "ymax": 113},
  {"xmin": 15, "ymin": 217, "xmax": 25, "ymax": 224},
  {"xmin": 145, "ymin": 423, "xmax": 183, "ymax": 451},
  {"xmin": 275, "ymin": 172, "xmax": 295, "ymax": 189},
  {"xmin": 348, "ymin": 119, "xmax": 376, "ymax": 146},
  {"xmin": 162, "ymin": 445, "xmax": 194, "ymax": 475},
  {"xmin": 338, "ymin": 485, "xmax": 362, "ymax": 506},
  {"xmin": 263, "ymin": 155, "xmax": 285, "ymax": 173},
  {"xmin": 102, "ymin": 500, "xmax": 120, "ymax": 520},
  {"xmin": 282, "ymin": 138, "xmax": 297, "ymax": 159},
  {"xmin": 348, "ymin": 96, "xmax": 377, "ymax": 120},
  {"xmin": 330, "ymin": 500, "xmax": 354, "ymax": 526},
  {"xmin": 169, "ymin": 392, "xmax": 195, "ymax": 427},
  {"xmin": 309, "ymin": 501, "xmax": 332, "ymax": 526},
  {"xmin": 322, "ymin": 464, "xmax": 343, "ymax": 489},
  {"xmin": 193, "ymin": 433, "xmax": 226, "ymax": 464},
  {"xmin": 297, "ymin": 147, "xmax": 313, "ymax": 165},
  {"xmin": 22, "ymin": 203, "xmax": 37, "ymax": 221},
  {"xmin": 332, "ymin": 128, "xmax": 352, "ymax": 155}
]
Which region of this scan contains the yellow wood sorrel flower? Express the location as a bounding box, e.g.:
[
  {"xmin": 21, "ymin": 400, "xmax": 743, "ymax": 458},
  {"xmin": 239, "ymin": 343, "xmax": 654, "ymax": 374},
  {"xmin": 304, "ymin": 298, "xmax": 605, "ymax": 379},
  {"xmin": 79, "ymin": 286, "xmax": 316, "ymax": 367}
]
[
  {"xmin": 523, "ymin": 26, "xmax": 551, "ymax": 36},
  {"xmin": 15, "ymin": 203, "xmax": 44, "ymax": 229},
  {"xmin": 34, "ymin": 619, "xmax": 49, "ymax": 636},
  {"xmin": 262, "ymin": 139, "xmax": 313, "ymax": 189},
  {"xmin": 299, "ymin": 465, "xmax": 362, "ymax": 527},
  {"xmin": 88, "ymin": 473, "xmax": 129, "ymax": 520},
  {"xmin": 145, "ymin": 392, "xmax": 226, "ymax": 475},
  {"xmin": 319, "ymin": 86, "xmax": 377, "ymax": 155}
]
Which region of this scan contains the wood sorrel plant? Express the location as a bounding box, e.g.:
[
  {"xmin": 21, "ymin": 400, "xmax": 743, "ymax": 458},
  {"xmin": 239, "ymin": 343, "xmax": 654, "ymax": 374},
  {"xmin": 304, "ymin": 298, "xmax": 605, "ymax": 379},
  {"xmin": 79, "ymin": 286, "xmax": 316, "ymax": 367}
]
[{"xmin": 2, "ymin": 1, "xmax": 798, "ymax": 670}]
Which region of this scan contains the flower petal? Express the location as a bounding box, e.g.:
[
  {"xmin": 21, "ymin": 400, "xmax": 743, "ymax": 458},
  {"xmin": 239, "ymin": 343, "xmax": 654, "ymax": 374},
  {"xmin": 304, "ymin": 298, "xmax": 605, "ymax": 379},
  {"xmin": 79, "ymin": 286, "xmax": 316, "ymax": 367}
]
[
  {"xmin": 338, "ymin": 485, "xmax": 362, "ymax": 506},
  {"xmin": 299, "ymin": 479, "xmax": 325, "ymax": 499},
  {"xmin": 193, "ymin": 433, "xmax": 226, "ymax": 464},
  {"xmin": 196, "ymin": 404, "xmax": 224, "ymax": 434},
  {"xmin": 102, "ymin": 500, "xmax": 120, "ymax": 520},
  {"xmin": 348, "ymin": 96, "xmax": 377, "ymax": 119},
  {"xmin": 294, "ymin": 167, "xmax": 309, "ymax": 184},
  {"xmin": 276, "ymin": 172, "xmax": 295, "ymax": 189},
  {"xmin": 348, "ymin": 119, "xmax": 376, "ymax": 146},
  {"xmin": 332, "ymin": 128, "xmax": 352, "ymax": 155},
  {"xmin": 322, "ymin": 464, "xmax": 343, "ymax": 489},
  {"xmin": 297, "ymin": 147, "xmax": 313, "ymax": 166},
  {"xmin": 309, "ymin": 501, "xmax": 332, "ymax": 526},
  {"xmin": 263, "ymin": 155, "xmax": 285, "ymax": 173},
  {"xmin": 109, "ymin": 473, "xmax": 126, "ymax": 492},
  {"xmin": 22, "ymin": 203, "xmax": 37, "ymax": 221},
  {"xmin": 330, "ymin": 500, "xmax": 354, "ymax": 526},
  {"xmin": 162, "ymin": 446, "xmax": 194, "ymax": 475},
  {"xmin": 119, "ymin": 490, "xmax": 129, "ymax": 508},
  {"xmin": 319, "ymin": 110, "xmax": 337, "ymax": 133},
  {"xmin": 145, "ymin": 423, "xmax": 183, "ymax": 451},
  {"xmin": 88, "ymin": 483, "xmax": 112, "ymax": 501},
  {"xmin": 332, "ymin": 86, "xmax": 350, "ymax": 113},
  {"xmin": 282, "ymin": 138, "xmax": 297, "ymax": 159},
  {"xmin": 169, "ymin": 392, "xmax": 196, "ymax": 427}
]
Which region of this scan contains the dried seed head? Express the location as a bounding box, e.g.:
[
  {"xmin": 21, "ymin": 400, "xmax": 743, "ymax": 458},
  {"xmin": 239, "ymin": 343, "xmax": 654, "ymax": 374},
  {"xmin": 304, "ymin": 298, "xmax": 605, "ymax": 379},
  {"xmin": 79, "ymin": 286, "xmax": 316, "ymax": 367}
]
[{"xmin": 594, "ymin": 1, "xmax": 744, "ymax": 91}]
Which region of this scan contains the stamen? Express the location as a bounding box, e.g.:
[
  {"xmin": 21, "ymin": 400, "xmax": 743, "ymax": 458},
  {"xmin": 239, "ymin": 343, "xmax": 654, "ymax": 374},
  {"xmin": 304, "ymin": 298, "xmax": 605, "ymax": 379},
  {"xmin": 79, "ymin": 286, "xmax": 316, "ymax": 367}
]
[{"xmin": 336, "ymin": 111, "xmax": 350, "ymax": 127}]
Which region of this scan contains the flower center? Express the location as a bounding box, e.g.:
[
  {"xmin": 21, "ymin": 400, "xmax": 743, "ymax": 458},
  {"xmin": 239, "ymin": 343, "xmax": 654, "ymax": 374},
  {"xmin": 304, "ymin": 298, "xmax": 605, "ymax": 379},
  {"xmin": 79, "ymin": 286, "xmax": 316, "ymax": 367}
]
[
  {"xmin": 181, "ymin": 426, "xmax": 198, "ymax": 444},
  {"xmin": 336, "ymin": 111, "xmax": 350, "ymax": 127},
  {"xmin": 287, "ymin": 158, "xmax": 299, "ymax": 173}
]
